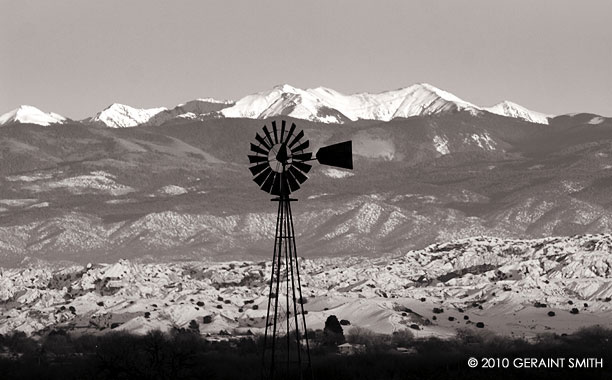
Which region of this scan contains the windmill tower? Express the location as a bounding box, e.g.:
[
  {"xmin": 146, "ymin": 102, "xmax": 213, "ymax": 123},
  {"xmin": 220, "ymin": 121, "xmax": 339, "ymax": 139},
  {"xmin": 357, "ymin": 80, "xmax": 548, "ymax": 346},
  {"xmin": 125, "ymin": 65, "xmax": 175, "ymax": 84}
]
[{"xmin": 248, "ymin": 120, "xmax": 352, "ymax": 380}]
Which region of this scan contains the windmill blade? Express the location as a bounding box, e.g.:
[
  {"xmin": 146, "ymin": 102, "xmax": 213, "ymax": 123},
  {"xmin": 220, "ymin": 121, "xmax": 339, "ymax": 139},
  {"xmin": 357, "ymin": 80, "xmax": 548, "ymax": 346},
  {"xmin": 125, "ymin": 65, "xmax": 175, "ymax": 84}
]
[
  {"xmin": 262, "ymin": 125, "xmax": 274, "ymax": 146},
  {"xmin": 272, "ymin": 121, "xmax": 279, "ymax": 144},
  {"xmin": 255, "ymin": 133, "xmax": 271, "ymax": 150},
  {"xmin": 289, "ymin": 166, "xmax": 308, "ymax": 184},
  {"xmin": 250, "ymin": 143, "xmax": 268, "ymax": 156},
  {"xmin": 288, "ymin": 130, "xmax": 304, "ymax": 148},
  {"xmin": 292, "ymin": 161, "xmax": 312, "ymax": 173},
  {"xmin": 285, "ymin": 122, "xmax": 296, "ymax": 145},
  {"xmin": 285, "ymin": 170, "xmax": 301, "ymax": 192},
  {"xmin": 291, "ymin": 139, "xmax": 309, "ymax": 153},
  {"xmin": 292, "ymin": 152, "xmax": 312, "ymax": 162},
  {"xmin": 254, "ymin": 167, "xmax": 272, "ymax": 186},
  {"xmin": 248, "ymin": 154, "xmax": 268, "ymax": 164},
  {"xmin": 249, "ymin": 162, "xmax": 268, "ymax": 176},
  {"xmin": 316, "ymin": 141, "xmax": 353, "ymax": 170},
  {"xmin": 280, "ymin": 120, "xmax": 286, "ymax": 142},
  {"xmin": 261, "ymin": 172, "xmax": 276, "ymax": 193}
]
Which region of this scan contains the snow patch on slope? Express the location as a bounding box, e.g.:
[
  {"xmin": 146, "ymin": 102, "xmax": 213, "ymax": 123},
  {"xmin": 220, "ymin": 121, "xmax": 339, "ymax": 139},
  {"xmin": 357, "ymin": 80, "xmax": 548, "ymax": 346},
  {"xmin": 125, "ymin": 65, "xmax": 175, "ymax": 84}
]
[
  {"xmin": 25, "ymin": 171, "xmax": 134, "ymax": 195},
  {"xmin": 145, "ymin": 98, "xmax": 234, "ymax": 126},
  {"xmin": 588, "ymin": 117, "xmax": 605, "ymax": 125},
  {"xmin": 433, "ymin": 135, "xmax": 450, "ymax": 155},
  {"xmin": 321, "ymin": 168, "xmax": 354, "ymax": 178}
]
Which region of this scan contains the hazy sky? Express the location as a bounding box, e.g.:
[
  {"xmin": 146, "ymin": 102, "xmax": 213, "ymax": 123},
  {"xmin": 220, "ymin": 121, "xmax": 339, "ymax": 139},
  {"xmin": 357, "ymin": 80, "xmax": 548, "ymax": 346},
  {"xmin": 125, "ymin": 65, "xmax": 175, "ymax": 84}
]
[{"xmin": 1, "ymin": 0, "xmax": 611, "ymax": 119}]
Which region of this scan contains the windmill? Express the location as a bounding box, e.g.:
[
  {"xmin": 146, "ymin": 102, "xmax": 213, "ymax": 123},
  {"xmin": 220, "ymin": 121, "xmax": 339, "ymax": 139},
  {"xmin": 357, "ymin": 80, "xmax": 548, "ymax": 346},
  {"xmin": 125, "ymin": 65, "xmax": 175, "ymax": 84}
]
[{"xmin": 248, "ymin": 120, "xmax": 352, "ymax": 380}]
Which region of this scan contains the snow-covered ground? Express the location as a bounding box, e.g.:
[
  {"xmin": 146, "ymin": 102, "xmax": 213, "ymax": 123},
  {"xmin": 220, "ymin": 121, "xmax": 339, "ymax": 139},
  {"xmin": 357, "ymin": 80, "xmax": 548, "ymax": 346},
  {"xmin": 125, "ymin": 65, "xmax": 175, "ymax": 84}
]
[
  {"xmin": 23, "ymin": 171, "xmax": 134, "ymax": 196},
  {"xmin": 2, "ymin": 234, "xmax": 612, "ymax": 338}
]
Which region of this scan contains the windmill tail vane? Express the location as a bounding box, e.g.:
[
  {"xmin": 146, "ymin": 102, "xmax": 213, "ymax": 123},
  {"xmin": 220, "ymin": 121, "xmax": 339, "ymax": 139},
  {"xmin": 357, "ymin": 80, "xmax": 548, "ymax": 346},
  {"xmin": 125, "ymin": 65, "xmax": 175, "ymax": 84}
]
[{"xmin": 248, "ymin": 120, "xmax": 353, "ymax": 379}]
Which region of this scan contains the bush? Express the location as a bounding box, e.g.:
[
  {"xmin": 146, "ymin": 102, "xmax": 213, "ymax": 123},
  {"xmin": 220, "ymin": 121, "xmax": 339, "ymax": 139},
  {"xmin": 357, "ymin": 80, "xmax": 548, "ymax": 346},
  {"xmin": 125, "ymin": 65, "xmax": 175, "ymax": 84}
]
[
  {"xmin": 346, "ymin": 327, "xmax": 391, "ymax": 352},
  {"xmin": 323, "ymin": 315, "xmax": 344, "ymax": 346},
  {"xmin": 391, "ymin": 329, "xmax": 414, "ymax": 347},
  {"xmin": 189, "ymin": 320, "xmax": 200, "ymax": 333}
]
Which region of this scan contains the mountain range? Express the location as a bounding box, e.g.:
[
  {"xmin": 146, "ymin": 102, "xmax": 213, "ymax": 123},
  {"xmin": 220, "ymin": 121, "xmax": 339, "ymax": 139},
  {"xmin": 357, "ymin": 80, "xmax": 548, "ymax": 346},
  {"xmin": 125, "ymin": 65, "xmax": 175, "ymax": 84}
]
[
  {"xmin": 0, "ymin": 102, "xmax": 611, "ymax": 265},
  {"xmin": 0, "ymin": 83, "xmax": 561, "ymax": 128}
]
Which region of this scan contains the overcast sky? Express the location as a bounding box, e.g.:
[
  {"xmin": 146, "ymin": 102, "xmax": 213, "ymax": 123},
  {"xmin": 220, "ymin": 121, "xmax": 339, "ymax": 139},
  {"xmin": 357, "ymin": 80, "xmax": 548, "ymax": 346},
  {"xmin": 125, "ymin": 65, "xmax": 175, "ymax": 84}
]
[{"xmin": 1, "ymin": 0, "xmax": 611, "ymax": 119}]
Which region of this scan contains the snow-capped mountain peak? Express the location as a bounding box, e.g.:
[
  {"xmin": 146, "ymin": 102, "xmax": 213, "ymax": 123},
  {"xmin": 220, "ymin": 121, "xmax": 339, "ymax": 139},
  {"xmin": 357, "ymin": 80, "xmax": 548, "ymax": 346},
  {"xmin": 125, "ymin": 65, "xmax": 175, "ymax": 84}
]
[
  {"xmin": 272, "ymin": 83, "xmax": 301, "ymax": 93},
  {"xmin": 221, "ymin": 83, "xmax": 482, "ymax": 124},
  {"xmin": 0, "ymin": 105, "xmax": 67, "ymax": 126},
  {"xmin": 90, "ymin": 103, "xmax": 167, "ymax": 128},
  {"xmin": 389, "ymin": 83, "xmax": 481, "ymax": 118},
  {"xmin": 485, "ymin": 100, "xmax": 551, "ymax": 125}
]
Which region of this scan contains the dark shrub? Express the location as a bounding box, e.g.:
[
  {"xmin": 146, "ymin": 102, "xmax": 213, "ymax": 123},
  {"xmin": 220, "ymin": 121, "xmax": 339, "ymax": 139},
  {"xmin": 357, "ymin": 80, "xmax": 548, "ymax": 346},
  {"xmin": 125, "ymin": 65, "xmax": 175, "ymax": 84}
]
[
  {"xmin": 340, "ymin": 319, "xmax": 350, "ymax": 326},
  {"xmin": 203, "ymin": 315, "xmax": 213, "ymax": 324},
  {"xmin": 547, "ymin": 311, "xmax": 555, "ymax": 317},
  {"xmin": 476, "ymin": 322, "xmax": 485, "ymax": 328},
  {"xmin": 323, "ymin": 315, "xmax": 344, "ymax": 345},
  {"xmin": 570, "ymin": 308, "xmax": 579, "ymax": 314},
  {"xmin": 188, "ymin": 320, "xmax": 200, "ymax": 333},
  {"xmin": 391, "ymin": 329, "xmax": 414, "ymax": 346},
  {"xmin": 432, "ymin": 308, "xmax": 443, "ymax": 314}
]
